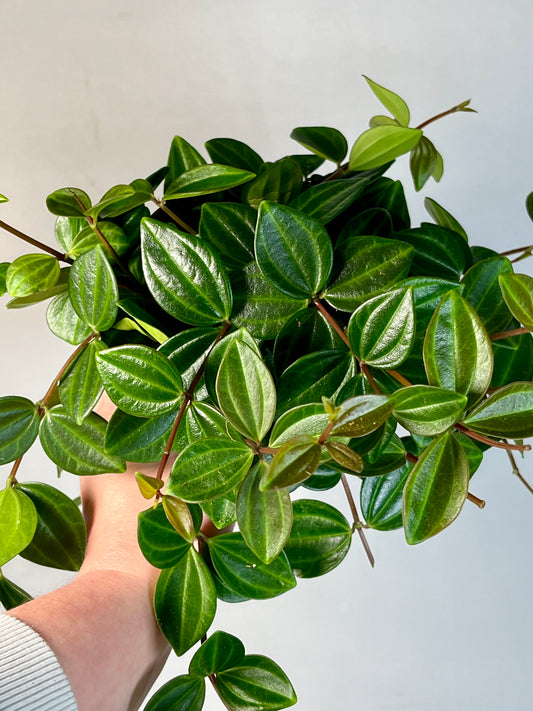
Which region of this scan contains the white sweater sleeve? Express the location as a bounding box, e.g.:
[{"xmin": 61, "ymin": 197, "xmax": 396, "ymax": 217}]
[{"xmin": 0, "ymin": 614, "xmax": 78, "ymax": 710}]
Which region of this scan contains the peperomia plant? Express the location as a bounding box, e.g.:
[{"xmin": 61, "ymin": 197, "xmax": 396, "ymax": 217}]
[{"xmin": 1, "ymin": 76, "xmax": 533, "ymax": 710}]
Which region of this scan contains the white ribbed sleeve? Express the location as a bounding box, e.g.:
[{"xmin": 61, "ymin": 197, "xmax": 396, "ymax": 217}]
[{"xmin": 0, "ymin": 614, "xmax": 78, "ymax": 710}]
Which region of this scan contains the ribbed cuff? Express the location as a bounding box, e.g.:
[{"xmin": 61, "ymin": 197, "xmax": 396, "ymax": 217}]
[{"xmin": 0, "ymin": 614, "xmax": 78, "ymax": 710}]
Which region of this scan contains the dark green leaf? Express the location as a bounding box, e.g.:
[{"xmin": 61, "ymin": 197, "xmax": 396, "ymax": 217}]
[
  {"xmin": 137, "ymin": 503, "xmax": 193, "ymax": 569},
  {"xmin": 0, "ymin": 396, "xmax": 40, "ymax": 465},
  {"xmin": 168, "ymin": 437, "xmax": 254, "ymax": 502},
  {"xmin": 288, "ymin": 154, "xmax": 324, "ymax": 176},
  {"xmin": 47, "ymin": 292, "xmax": 92, "ymax": 345},
  {"xmin": 200, "ymin": 490, "xmax": 237, "ymax": 530},
  {"xmin": 165, "ymin": 136, "xmax": 207, "ymax": 191},
  {"xmin": 141, "ymin": 218, "xmax": 232, "ymax": 325},
  {"xmin": 17, "ymin": 482, "xmax": 87, "ymax": 571},
  {"xmin": 106, "ymin": 407, "xmax": 183, "ymax": 462},
  {"xmin": 68, "ymin": 246, "xmax": 118, "ymax": 331},
  {"xmin": 96, "ymin": 344, "xmax": 182, "ymax": 417},
  {"xmin": 395, "ymin": 223, "xmax": 471, "ymax": 282},
  {"xmin": 302, "ymin": 463, "xmax": 341, "ymax": 491},
  {"xmin": 461, "ymin": 257, "xmax": 514, "ymax": 333},
  {"xmin": 6, "ymin": 254, "xmax": 60, "ymax": 298},
  {"xmin": 290, "ymin": 126, "xmax": 348, "ymax": 164},
  {"xmin": 424, "ymin": 197, "xmax": 468, "ymax": 241},
  {"xmin": 392, "ymin": 385, "xmax": 467, "ymax": 436},
  {"xmin": 245, "ymin": 158, "xmax": 303, "ymax": 209},
  {"xmin": 410, "ymin": 136, "xmax": 438, "ymax": 191},
  {"xmin": 462, "ymin": 382, "xmax": 533, "ymax": 438},
  {"xmin": 46, "ymin": 187, "xmax": 91, "ymax": 217},
  {"xmin": 186, "ymin": 402, "xmax": 241, "ymax": 443},
  {"xmin": 323, "ymin": 235, "xmax": 414, "ymax": 311},
  {"xmin": 423, "ymin": 290, "xmax": 493, "ymax": 407},
  {"xmin": 155, "ymin": 547, "xmax": 217, "ymax": 655},
  {"xmin": 39, "ymin": 406, "xmax": 126, "ymax": 475},
  {"xmin": 199, "ymin": 202, "xmax": 256, "ymax": 269},
  {"xmin": 330, "ymin": 394, "xmax": 394, "ymax": 437},
  {"xmin": 0, "ymin": 487, "xmax": 38, "ymax": 567},
  {"xmin": 0, "ymin": 570, "xmax": 32, "ymax": 610},
  {"xmin": 499, "ymin": 273, "xmax": 533, "ymax": 330},
  {"xmin": 217, "ymin": 655, "xmax": 297, "ymax": 711},
  {"xmin": 237, "ymin": 462, "xmax": 293, "ymax": 563},
  {"xmin": 164, "ymin": 164, "xmax": 255, "ymax": 200},
  {"xmin": 261, "ymin": 435, "xmax": 321, "ymax": 490},
  {"xmin": 205, "ymin": 138, "xmax": 263, "ymax": 173},
  {"xmin": 364, "ymin": 76, "xmax": 410, "ymax": 126},
  {"xmin": 189, "ymin": 630, "xmax": 245, "ymax": 677},
  {"xmin": 159, "ymin": 327, "xmax": 219, "ymax": 393},
  {"xmin": 347, "ymin": 287, "xmax": 415, "ymax": 368},
  {"xmin": 491, "ymin": 331, "xmax": 533, "ymax": 388},
  {"xmin": 255, "ymin": 201, "xmax": 333, "ymax": 299},
  {"xmin": 144, "ymin": 675, "xmax": 205, "ymax": 711},
  {"xmin": 204, "ymin": 328, "xmax": 261, "ymax": 401},
  {"xmin": 59, "ymin": 340, "xmax": 105, "ymax": 424},
  {"xmin": 403, "ymin": 431, "xmax": 469, "ymax": 544},
  {"xmin": 351, "ymin": 177, "xmax": 410, "ymax": 232},
  {"xmin": 216, "ymin": 338, "xmax": 276, "ymax": 442},
  {"xmin": 349, "ymin": 126, "xmax": 422, "ymax": 171},
  {"xmin": 207, "ymin": 532, "xmax": 296, "ymax": 599},
  {"xmin": 336, "ymin": 208, "xmax": 393, "ymax": 244},
  {"xmin": 283, "ymin": 499, "xmax": 351, "ymax": 578},
  {"xmin": 361, "ymin": 462, "xmax": 411, "ymax": 531}
]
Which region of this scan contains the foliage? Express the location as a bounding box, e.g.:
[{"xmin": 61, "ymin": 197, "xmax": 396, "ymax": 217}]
[{"xmin": 1, "ymin": 77, "xmax": 533, "ymax": 710}]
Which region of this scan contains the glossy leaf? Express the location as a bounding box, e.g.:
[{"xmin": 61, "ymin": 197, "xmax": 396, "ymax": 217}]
[
  {"xmin": 216, "ymin": 339, "xmax": 276, "ymax": 442},
  {"xmin": 347, "ymin": 287, "xmax": 415, "ymax": 368},
  {"xmin": 392, "ymin": 385, "xmax": 467, "ymax": 436},
  {"xmin": 165, "ymin": 135, "xmax": 206, "ymax": 190},
  {"xmin": 6, "ymin": 254, "xmax": 60, "ymax": 298},
  {"xmin": 237, "ymin": 462, "xmax": 293, "ymax": 564},
  {"xmin": 67, "ymin": 222, "xmax": 133, "ymax": 258},
  {"xmin": 207, "ymin": 532, "xmax": 296, "ymax": 599},
  {"xmin": 162, "ymin": 495, "xmax": 196, "ymax": 542},
  {"xmin": 245, "ymin": 158, "xmax": 303, "ymax": 209},
  {"xmin": 144, "ymin": 675, "xmax": 205, "ymax": 711},
  {"xmin": 491, "ymin": 331, "xmax": 533, "ymax": 388},
  {"xmin": 410, "ymin": 136, "xmax": 438, "ymax": 191},
  {"xmin": 499, "ymin": 273, "xmax": 533, "ymax": 330},
  {"xmin": 330, "ymin": 394, "xmax": 394, "ymax": 437},
  {"xmin": 155, "ymin": 547, "xmax": 217, "ymax": 655},
  {"xmin": 16, "ymin": 482, "xmax": 87, "ymax": 571},
  {"xmin": 204, "ymin": 327, "xmax": 261, "ymax": 401},
  {"xmin": 324, "ymin": 441, "xmax": 364, "ymax": 473},
  {"xmin": 290, "ymin": 126, "xmax": 348, "ymax": 163},
  {"xmin": 168, "ymin": 437, "xmax": 254, "ymax": 502},
  {"xmin": 135, "ymin": 472, "xmax": 165, "ymax": 499},
  {"xmin": 255, "ymin": 201, "xmax": 333, "ymax": 299},
  {"xmin": 105, "ymin": 407, "xmax": 183, "ymax": 462},
  {"xmin": 116, "ymin": 296, "xmax": 169, "ymax": 345},
  {"xmin": 349, "ymin": 125, "xmax": 422, "ymax": 171},
  {"xmin": 0, "ymin": 487, "xmax": 38, "ymax": 567},
  {"xmin": 462, "ymin": 382, "xmax": 533, "ymax": 438},
  {"xmin": 47, "ymin": 291, "xmax": 92, "ymax": 345},
  {"xmin": 423, "ymin": 290, "xmax": 493, "ymax": 407},
  {"xmin": 96, "ymin": 344, "xmax": 183, "ymax": 417},
  {"xmin": 217, "ymin": 655, "xmax": 297, "ymax": 711},
  {"xmin": 199, "ymin": 202, "xmax": 256, "ymax": 268},
  {"xmin": 137, "ymin": 503, "xmax": 192, "ymax": 569},
  {"xmin": 141, "ymin": 218, "xmax": 232, "ymax": 325},
  {"xmin": 205, "ymin": 138, "xmax": 263, "ymax": 173},
  {"xmin": 289, "ymin": 173, "xmax": 376, "ymax": 225},
  {"xmin": 164, "ymin": 164, "xmax": 255, "ymax": 200},
  {"xmin": 269, "ymin": 403, "xmax": 330, "ymax": 448},
  {"xmin": 395, "ymin": 223, "xmax": 471, "ymax": 282},
  {"xmin": 461, "ymin": 257, "xmax": 513, "ymax": 334},
  {"xmin": 283, "ymin": 499, "xmax": 351, "ymax": 578},
  {"xmin": 424, "ymin": 197, "xmax": 468, "ymax": 241},
  {"xmin": 261, "ymin": 435, "xmax": 322, "ymax": 490},
  {"xmin": 68, "ymin": 246, "xmax": 118, "ymax": 331},
  {"xmin": 189, "ymin": 630, "xmax": 245, "ymax": 677},
  {"xmin": 39, "ymin": 406, "xmax": 126, "ymax": 475},
  {"xmin": 0, "ymin": 396, "xmax": 40, "ymax": 465},
  {"xmin": 364, "ymin": 76, "xmax": 410, "ymax": 126},
  {"xmin": 6, "ymin": 267, "xmax": 69, "ymax": 309},
  {"xmin": 324, "ymin": 235, "xmax": 414, "ymax": 311},
  {"xmin": 0, "ymin": 571, "xmax": 32, "ymax": 610},
  {"xmin": 200, "ymin": 490, "xmax": 238, "ymax": 530},
  {"xmin": 403, "ymin": 431, "xmax": 469, "ymax": 545},
  {"xmin": 160, "ymin": 327, "xmax": 219, "ymax": 394},
  {"xmin": 59, "ymin": 339, "xmax": 105, "ymax": 424},
  {"xmin": 186, "ymin": 402, "xmax": 241, "ymax": 443},
  {"xmin": 46, "ymin": 187, "xmax": 91, "ymax": 217},
  {"xmin": 361, "ymin": 462, "xmax": 411, "ymax": 531}
]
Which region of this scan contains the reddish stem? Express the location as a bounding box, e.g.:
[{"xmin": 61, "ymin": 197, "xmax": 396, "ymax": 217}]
[{"xmin": 340, "ymin": 474, "xmax": 374, "ymax": 568}]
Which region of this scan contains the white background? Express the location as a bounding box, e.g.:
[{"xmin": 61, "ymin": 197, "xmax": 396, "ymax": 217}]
[{"xmin": 1, "ymin": 1, "xmax": 533, "ymax": 709}]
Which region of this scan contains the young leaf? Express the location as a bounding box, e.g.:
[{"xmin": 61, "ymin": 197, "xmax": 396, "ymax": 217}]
[
  {"xmin": 217, "ymin": 655, "xmax": 297, "ymax": 711},
  {"xmin": 363, "ymin": 76, "xmax": 410, "ymax": 126},
  {"xmin": 392, "ymin": 385, "xmax": 467, "ymax": 436},
  {"xmin": 46, "ymin": 187, "xmax": 91, "ymax": 217},
  {"xmin": 39, "ymin": 407, "xmax": 126, "ymax": 476},
  {"xmin": 16, "ymin": 482, "xmax": 87, "ymax": 571},
  {"xmin": 0, "ymin": 396, "xmax": 40, "ymax": 465},
  {"xmin": 347, "ymin": 287, "xmax": 415, "ymax": 368},
  {"xmin": 161, "ymin": 495, "xmax": 196, "ymax": 542},
  {"xmin": 216, "ymin": 339, "xmax": 276, "ymax": 442},
  {"xmin": 283, "ymin": 499, "xmax": 351, "ymax": 578},
  {"xmin": 290, "ymin": 126, "xmax": 348, "ymax": 164},
  {"xmin": 168, "ymin": 437, "xmax": 254, "ymax": 502},
  {"xmin": 237, "ymin": 462, "xmax": 293, "ymax": 564},
  {"xmin": 423, "ymin": 290, "xmax": 493, "ymax": 407},
  {"xmin": 462, "ymin": 382, "xmax": 533, "ymax": 439},
  {"xmin": 499, "ymin": 273, "xmax": 533, "ymax": 331},
  {"xmin": 261, "ymin": 435, "xmax": 322, "ymax": 490},
  {"xmin": 207, "ymin": 532, "xmax": 296, "ymax": 599},
  {"xmin": 164, "ymin": 164, "xmax": 255, "ymax": 200},
  {"xmin": 410, "ymin": 136, "xmax": 438, "ymax": 191},
  {"xmin": 324, "ymin": 441, "xmax": 364, "ymax": 473},
  {"xmin": 68, "ymin": 246, "xmax": 118, "ymax": 332},
  {"xmin": 255, "ymin": 201, "xmax": 333, "ymax": 299},
  {"xmin": 141, "ymin": 218, "xmax": 233, "ymax": 325},
  {"xmin": 59, "ymin": 339, "xmax": 105, "ymax": 424},
  {"xmin": 330, "ymin": 394, "xmax": 394, "ymax": 438},
  {"xmin": 189, "ymin": 630, "xmax": 245, "ymax": 677},
  {"xmin": 403, "ymin": 431, "xmax": 469, "ymax": 545},
  {"xmin": 349, "ymin": 125, "xmax": 422, "ymax": 171},
  {"xmin": 6, "ymin": 254, "xmax": 60, "ymax": 298},
  {"xmin": 424, "ymin": 197, "xmax": 468, "ymax": 241},
  {"xmin": 154, "ymin": 547, "xmax": 217, "ymax": 655},
  {"xmin": 135, "ymin": 472, "xmax": 164, "ymax": 499},
  {"xmin": 137, "ymin": 503, "xmax": 192, "ymax": 569},
  {"xmin": 144, "ymin": 675, "xmax": 205, "ymax": 711},
  {"xmin": 96, "ymin": 344, "xmax": 183, "ymax": 417},
  {"xmin": 205, "ymin": 137, "xmax": 263, "ymax": 173},
  {"xmin": 165, "ymin": 135, "xmax": 207, "ymax": 191},
  {"xmin": 0, "ymin": 487, "xmax": 38, "ymax": 567}
]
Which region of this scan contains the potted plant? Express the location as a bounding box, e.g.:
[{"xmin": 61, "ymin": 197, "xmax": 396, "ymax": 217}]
[{"xmin": 1, "ymin": 76, "xmax": 532, "ymax": 710}]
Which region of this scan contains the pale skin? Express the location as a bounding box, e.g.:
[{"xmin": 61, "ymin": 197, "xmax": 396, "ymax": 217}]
[{"xmin": 7, "ymin": 396, "xmax": 173, "ymax": 711}]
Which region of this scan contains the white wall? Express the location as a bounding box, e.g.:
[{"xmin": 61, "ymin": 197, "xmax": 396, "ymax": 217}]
[{"xmin": 1, "ymin": 1, "xmax": 533, "ymax": 709}]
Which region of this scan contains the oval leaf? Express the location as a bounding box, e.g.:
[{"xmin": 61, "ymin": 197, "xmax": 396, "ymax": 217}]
[
  {"xmin": 0, "ymin": 487, "xmax": 38, "ymax": 567},
  {"xmin": 217, "ymin": 655, "xmax": 297, "ymax": 711},
  {"xmin": 189, "ymin": 630, "xmax": 245, "ymax": 677},
  {"xmin": 462, "ymin": 382, "xmax": 533, "ymax": 439},
  {"xmin": 499, "ymin": 273, "xmax": 533, "ymax": 331},
  {"xmin": 137, "ymin": 503, "xmax": 193, "ymax": 569},
  {"xmin": 0, "ymin": 396, "xmax": 40, "ymax": 465},
  {"xmin": 6, "ymin": 254, "xmax": 60, "ymax": 298},
  {"xmin": 261, "ymin": 435, "xmax": 322, "ymax": 490},
  {"xmin": 392, "ymin": 385, "xmax": 467, "ymax": 436},
  {"xmin": 290, "ymin": 126, "xmax": 348, "ymax": 164},
  {"xmin": 68, "ymin": 246, "xmax": 119, "ymax": 331},
  {"xmin": 349, "ymin": 125, "xmax": 422, "ymax": 171},
  {"xmin": 144, "ymin": 675, "xmax": 205, "ymax": 711},
  {"xmin": 364, "ymin": 76, "xmax": 410, "ymax": 126},
  {"xmin": 164, "ymin": 164, "xmax": 255, "ymax": 200}
]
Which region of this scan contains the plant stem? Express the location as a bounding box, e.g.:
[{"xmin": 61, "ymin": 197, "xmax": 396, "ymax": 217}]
[
  {"xmin": 387, "ymin": 369, "xmax": 412, "ymax": 387},
  {"xmin": 490, "ymin": 327, "xmax": 530, "ymax": 341},
  {"xmin": 505, "ymin": 447, "xmax": 533, "ymax": 496},
  {"xmin": 312, "ymin": 299, "xmax": 350, "ymax": 347},
  {"xmin": 500, "ymin": 244, "xmax": 533, "ymax": 257},
  {"xmin": 416, "ymin": 100, "xmax": 475, "ymax": 130},
  {"xmin": 152, "ymin": 198, "xmax": 196, "ymax": 235},
  {"xmin": 340, "ymin": 474, "xmax": 374, "ymax": 567},
  {"xmin": 467, "ymin": 492, "xmax": 485, "ymax": 509},
  {"xmin": 6, "ymin": 456, "xmax": 23, "ymax": 487},
  {"xmin": 39, "ymin": 333, "xmax": 98, "ymax": 412},
  {"xmin": 454, "ymin": 422, "xmax": 531, "ymax": 452},
  {"xmin": 85, "ymin": 217, "xmax": 130, "ymax": 274},
  {"xmin": 359, "ymin": 362, "xmax": 381, "ymax": 395},
  {"xmin": 0, "ymin": 219, "xmax": 72, "ymax": 263},
  {"xmin": 207, "ymin": 673, "xmax": 233, "ymax": 711}
]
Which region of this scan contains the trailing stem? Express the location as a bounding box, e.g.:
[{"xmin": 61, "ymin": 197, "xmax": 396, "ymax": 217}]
[
  {"xmin": 340, "ymin": 474, "xmax": 375, "ymax": 567},
  {"xmin": 490, "ymin": 327, "xmax": 530, "ymax": 341},
  {"xmin": 505, "ymin": 446, "xmax": 533, "ymax": 496},
  {"xmin": 0, "ymin": 218, "xmax": 72, "ymax": 263},
  {"xmin": 454, "ymin": 422, "xmax": 531, "ymax": 452}
]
